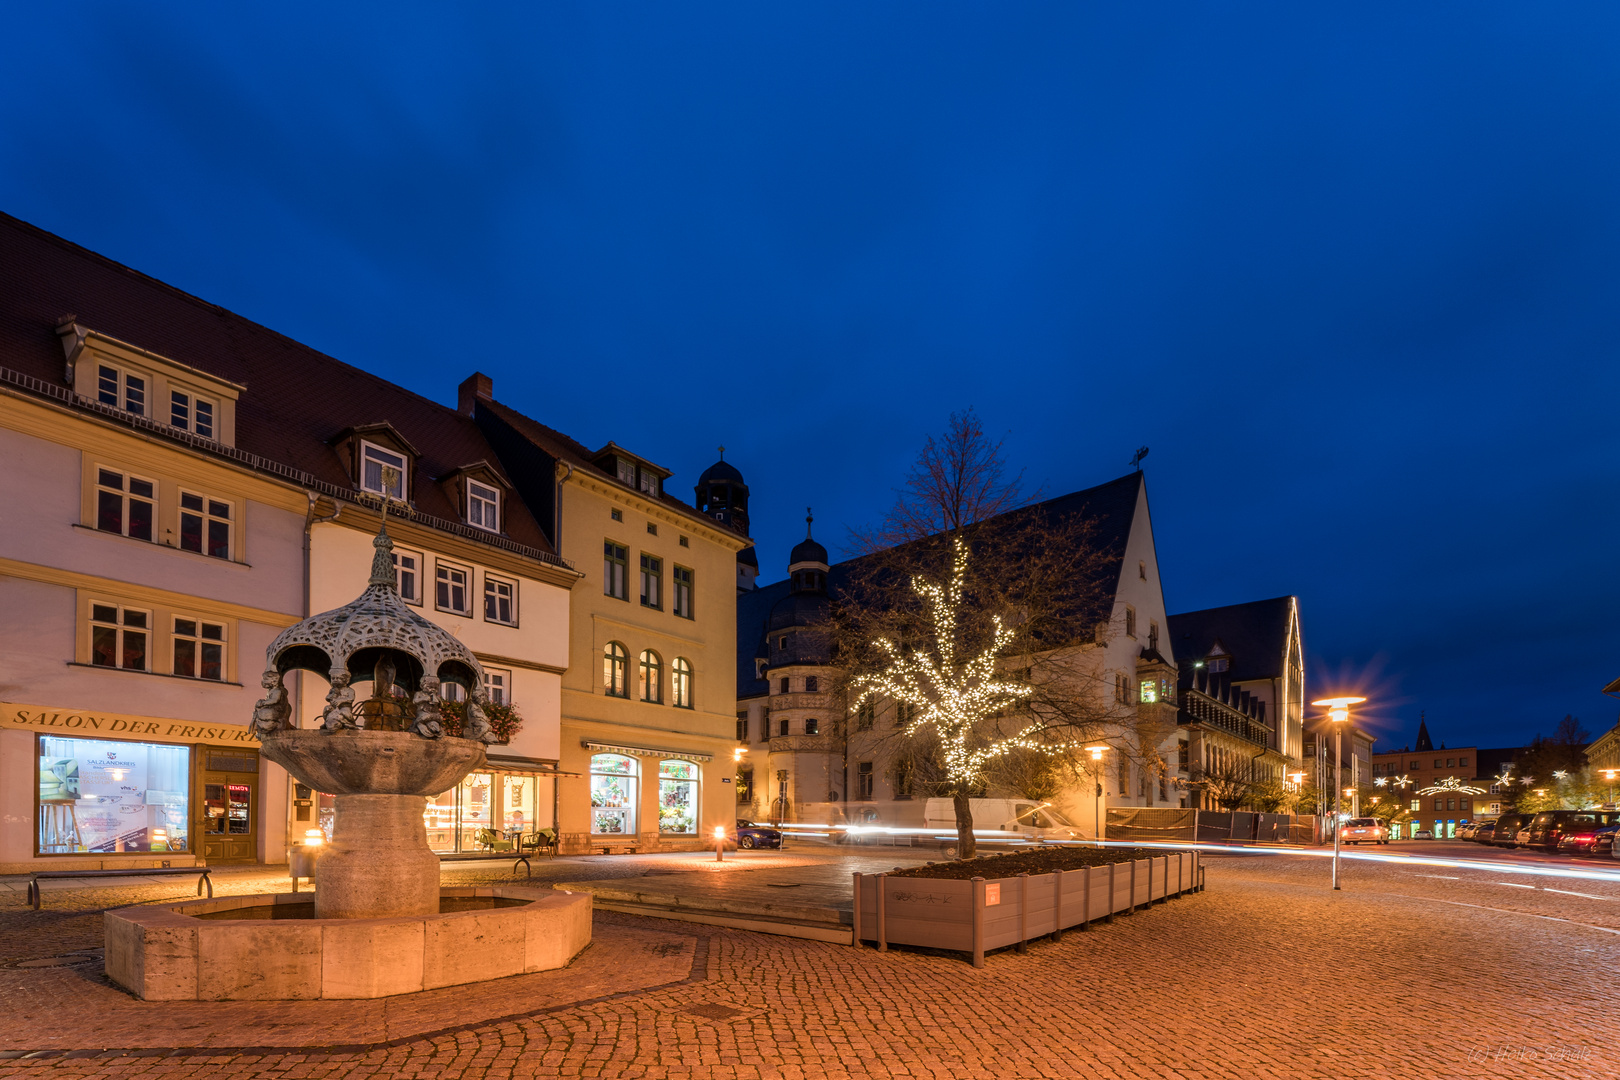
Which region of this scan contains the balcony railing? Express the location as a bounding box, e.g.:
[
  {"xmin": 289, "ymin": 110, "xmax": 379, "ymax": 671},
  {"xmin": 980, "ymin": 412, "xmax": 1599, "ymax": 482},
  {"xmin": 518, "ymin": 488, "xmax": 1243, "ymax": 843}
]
[{"xmin": 1180, "ymin": 690, "xmax": 1272, "ymax": 749}]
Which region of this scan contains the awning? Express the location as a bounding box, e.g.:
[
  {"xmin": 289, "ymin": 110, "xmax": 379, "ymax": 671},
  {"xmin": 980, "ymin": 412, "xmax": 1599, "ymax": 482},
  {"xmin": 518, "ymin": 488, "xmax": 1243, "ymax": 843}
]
[
  {"xmin": 581, "ymin": 740, "xmax": 712, "ymax": 764},
  {"xmin": 484, "ymin": 754, "xmax": 580, "ymax": 776}
]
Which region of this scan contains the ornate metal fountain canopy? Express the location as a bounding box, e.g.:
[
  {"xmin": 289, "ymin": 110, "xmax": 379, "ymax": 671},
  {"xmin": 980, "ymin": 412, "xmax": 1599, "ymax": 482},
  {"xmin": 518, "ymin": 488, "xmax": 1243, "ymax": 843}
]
[{"xmin": 252, "ymin": 512, "xmax": 494, "ymax": 742}]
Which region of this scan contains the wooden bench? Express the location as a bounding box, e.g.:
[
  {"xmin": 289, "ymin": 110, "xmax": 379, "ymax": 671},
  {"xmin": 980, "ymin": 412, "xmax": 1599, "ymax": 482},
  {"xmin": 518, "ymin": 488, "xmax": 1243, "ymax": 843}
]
[{"xmin": 27, "ymin": 867, "xmax": 213, "ymax": 911}]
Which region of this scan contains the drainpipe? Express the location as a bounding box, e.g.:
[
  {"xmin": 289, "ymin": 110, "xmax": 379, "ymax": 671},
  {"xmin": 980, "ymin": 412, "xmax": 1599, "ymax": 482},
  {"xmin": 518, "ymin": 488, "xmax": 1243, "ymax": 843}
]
[
  {"xmin": 299, "ymin": 494, "xmax": 342, "ymax": 725},
  {"xmin": 553, "ymin": 462, "xmax": 573, "ymax": 556}
]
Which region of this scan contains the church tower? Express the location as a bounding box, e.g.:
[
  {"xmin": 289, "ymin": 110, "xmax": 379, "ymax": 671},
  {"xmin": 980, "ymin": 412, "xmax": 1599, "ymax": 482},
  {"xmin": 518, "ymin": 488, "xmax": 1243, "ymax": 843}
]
[{"xmin": 695, "ymin": 448, "xmax": 758, "ymax": 591}]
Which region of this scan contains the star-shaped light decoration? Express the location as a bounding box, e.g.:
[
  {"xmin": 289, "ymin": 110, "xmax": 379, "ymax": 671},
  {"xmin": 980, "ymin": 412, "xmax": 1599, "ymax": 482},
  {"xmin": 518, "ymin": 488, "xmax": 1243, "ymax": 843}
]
[
  {"xmin": 1554, "ymin": 770, "xmax": 1569, "ymax": 780},
  {"xmin": 1374, "ymin": 777, "xmax": 1389, "ymax": 787}
]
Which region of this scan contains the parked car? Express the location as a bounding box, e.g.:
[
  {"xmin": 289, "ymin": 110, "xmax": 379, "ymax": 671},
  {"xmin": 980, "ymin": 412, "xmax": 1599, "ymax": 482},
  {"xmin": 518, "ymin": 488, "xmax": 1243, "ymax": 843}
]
[
  {"xmin": 1557, "ymin": 821, "xmax": 1619, "ymax": 857},
  {"xmin": 1340, "ymin": 817, "xmax": 1390, "ymax": 844},
  {"xmin": 1413, "ymin": 829, "xmax": 1434, "ymax": 839},
  {"xmin": 1491, "ymin": 813, "xmax": 1534, "ymax": 848},
  {"xmin": 734, "ymin": 820, "xmax": 783, "ymax": 850},
  {"xmin": 1530, "ymin": 810, "xmax": 1620, "ymax": 852},
  {"xmin": 1456, "ymin": 821, "xmax": 1478, "ymax": 840},
  {"xmin": 1472, "ymin": 822, "xmax": 1497, "ymax": 844}
]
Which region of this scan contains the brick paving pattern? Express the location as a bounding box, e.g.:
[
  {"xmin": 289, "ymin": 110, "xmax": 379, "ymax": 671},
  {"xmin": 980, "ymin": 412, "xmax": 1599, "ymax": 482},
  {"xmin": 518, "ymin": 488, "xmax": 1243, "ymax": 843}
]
[{"xmin": 0, "ymin": 846, "xmax": 1613, "ymax": 1078}]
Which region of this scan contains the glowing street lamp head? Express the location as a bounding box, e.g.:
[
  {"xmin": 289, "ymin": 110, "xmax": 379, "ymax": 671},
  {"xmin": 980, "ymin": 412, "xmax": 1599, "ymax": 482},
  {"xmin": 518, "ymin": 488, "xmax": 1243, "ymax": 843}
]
[
  {"xmin": 1288, "ymin": 772, "xmax": 1305, "ymax": 783},
  {"xmin": 713, "ymin": 826, "xmax": 726, "ymax": 840},
  {"xmin": 1312, "ymin": 696, "xmax": 1367, "ymax": 710},
  {"xmin": 1086, "ymin": 745, "xmax": 1107, "ymax": 762}
]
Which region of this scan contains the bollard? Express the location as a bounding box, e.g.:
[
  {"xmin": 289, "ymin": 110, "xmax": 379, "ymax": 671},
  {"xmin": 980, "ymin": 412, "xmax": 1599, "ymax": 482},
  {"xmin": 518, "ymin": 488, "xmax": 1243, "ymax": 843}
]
[
  {"xmin": 852, "ymin": 872, "xmax": 863, "ymax": 948},
  {"xmin": 876, "ymin": 872, "xmax": 888, "ymax": 953},
  {"xmin": 971, "ymin": 877, "xmax": 986, "ymax": 968},
  {"xmin": 1053, "ymin": 870, "xmax": 1064, "ymax": 941}
]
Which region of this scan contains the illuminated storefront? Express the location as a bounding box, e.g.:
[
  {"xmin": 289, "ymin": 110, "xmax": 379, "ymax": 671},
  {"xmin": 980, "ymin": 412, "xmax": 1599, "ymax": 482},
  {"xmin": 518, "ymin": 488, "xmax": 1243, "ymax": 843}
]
[{"xmin": 318, "ymin": 756, "xmax": 562, "ymax": 854}]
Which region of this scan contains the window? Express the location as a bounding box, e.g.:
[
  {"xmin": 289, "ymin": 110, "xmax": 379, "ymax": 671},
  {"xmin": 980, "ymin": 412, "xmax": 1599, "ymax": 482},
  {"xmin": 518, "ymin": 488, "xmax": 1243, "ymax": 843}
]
[
  {"xmin": 1117, "ymin": 754, "xmax": 1128, "ymax": 796},
  {"xmin": 604, "ymin": 542, "xmax": 629, "ymax": 600},
  {"xmin": 640, "ymin": 472, "xmax": 660, "ymax": 497},
  {"xmin": 590, "ymin": 754, "xmax": 637, "ymax": 835},
  {"xmin": 806, "ymin": 675, "xmax": 819, "ymax": 693},
  {"xmin": 38, "ymin": 737, "xmax": 190, "ymax": 855},
  {"xmin": 467, "ymin": 480, "xmax": 500, "ymax": 532},
  {"xmin": 894, "ymin": 759, "xmax": 913, "ymax": 798},
  {"xmin": 611, "ymin": 508, "xmax": 623, "ymax": 522},
  {"xmin": 1139, "ymin": 560, "xmax": 1147, "ymax": 581},
  {"xmin": 856, "ymin": 701, "xmax": 874, "ymax": 731},
  {"xmin": 1125, "ymin": 606, "xmax": 1137, "ymax": 638},
  {"xmin": 737, "ymin": 768, "xmax": 753, "ymax": 803},
  {"xmin": 1434, "ymin": 759, "xmax": 1443, "ymax": 768},
  {"xmin": 170, "ymin": 391, "xmax": 215, "ymax": 439},
  {"xmin": 484, "ymin": 575, "xmax": 516, "ymax": 625},
  {"xmin": 1177, "ymin": 741, "xmax": 1189, "ymax": 770},
  {"xmin": 436, "ymin": 562, "xmax": 471, "ymax": 615},
  {"xmin": 96, "ymin": 469, "xmax": 155, "ymax": 542},
  {"xmin": 1140, "ymin": 680, "xmax": 1159, "ymax": 704},
  {"xmin": 1410, "ymin": 799, "xmax": 1420, "ymax": 811},
  {"xmin": 360, "ymin": 441, "xmax": 406, "ymax": 499},
  {"xmin": 895, "ymin": 702, "xmax": 914, "ymax": 726},
  {"xmin": 616, "ymin": 459, "xmax": 637, "ymax": 487},
  {"xmin": 736, "ymin": 715, "xmax": 749, "ymax": 742},
  {"xmin": 672, "ymin": 566, "xmax": 694, "ymax": 619},
  {"xmin": 1446, "ymin": 758, "xmax": 1455, "ymax": 768},
  {"xmin": 779, "ymin": 718, "xmax": 789, "ymax": 738},
  {"xmin": 640, "ymin": 554, "xmax": 662, "ymax": 609},
  {"xmin": 1410, "ymin": 760, "xmax": 1420, "ymax": 770},
  {"xmin": 639, "ymin": 650, "xmax": 662, "ymax": 703},
  {"xmin": 805, "ymin": 718, "xmax": 819, "ymax": 735},
  {"xmin": 482, "ymin": 668, "xmax": 510, "ymax": 705},
  {"xmin": 779, "ymin": 677, "xmax": 790, "ymax": 695},
  {"xmin": 1159, "ymin": 765, "xmax": 1168, "ymax": 802},
  {"xmin": 760, "ymin": 707, "xmax": 771, "ymax": 741},
  {"xmin": 172, "ymin": 618, "xmax": 224, "ymax": 680},
  {"xmin": 658, "ymin": 760, "xmax": 697, "ymax": 834},
  {"xmin": 97, "ymin": 364, "xmax": 146, "ymax": 416},
  {"xmin": 671, "ymin": 657, "xmax": 693, "ymax": 708},
  {"xmin": 857, "ymin": 762, "xmax": 875, "ymax": 800},
  {"xmin": 1208, "ymin": 656, "xmax": 1229, "ymax": 673},
  {"xmin": 679, "ymin": 535, "xmax": 689, "ymax": 547},
  {"xmin": 646, "ymin": 522, "xmax": 658, "ymax": 536},
  {"xmin": 392, "ymin": 549, "xmax": 423, "ymax": 604},
  {"xmin": 1459, "ymin": 756, "xmax": 1469, "ymax": 767},
  {"xmin": 1148, "ymin": 622, "xmax": 1159, "ymax": 651},
  {"xmin": 91, "ymin": 604, "xmax": 149, "ymax": 670},
  {"xmin": 179, "ymin": 492, "xmax": 232, "ymax": 560},
  {"xmin": 1434, "ymin": 799, "xmax": 1443, "ymax": 811},
  {"xmin": 603, "ymin": 643, "xmax": 629, "ymax": 698}
]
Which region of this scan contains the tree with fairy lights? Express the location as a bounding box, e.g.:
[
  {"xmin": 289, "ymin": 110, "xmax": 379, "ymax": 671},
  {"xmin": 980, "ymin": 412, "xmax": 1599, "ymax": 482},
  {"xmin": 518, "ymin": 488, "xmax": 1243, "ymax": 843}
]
[{"xmin": 849, "ymin": 535, "xmax": 1053, "ymax": 859}]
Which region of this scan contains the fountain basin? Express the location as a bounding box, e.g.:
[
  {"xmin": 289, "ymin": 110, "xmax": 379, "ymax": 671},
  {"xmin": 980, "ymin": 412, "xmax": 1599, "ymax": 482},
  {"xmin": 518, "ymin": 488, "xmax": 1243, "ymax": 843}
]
[
  {"xmin": 257, "ymin": 728, "xmax": 487, "ymax": 796},
  {"xmin": 105, "ymin": 886, "xmax": 591, "ymax": 1000}
]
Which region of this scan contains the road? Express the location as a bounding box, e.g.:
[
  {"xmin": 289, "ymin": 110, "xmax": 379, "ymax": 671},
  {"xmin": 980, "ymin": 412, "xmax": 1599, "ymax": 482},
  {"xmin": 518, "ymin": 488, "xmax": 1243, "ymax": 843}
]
[{"xmin": 0, "ymin": 845, "xmax": 1613, "ymax": 1079}]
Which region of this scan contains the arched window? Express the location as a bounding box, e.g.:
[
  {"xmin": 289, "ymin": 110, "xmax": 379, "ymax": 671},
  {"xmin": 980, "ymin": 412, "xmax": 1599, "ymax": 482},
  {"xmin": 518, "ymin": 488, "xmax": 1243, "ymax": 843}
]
[
  {"xmin": 639, "ymin": 649, "xmax": 662, "ymax": 703},
  {"xmin": 603, "ymin": 642, "xmax": 628, "ymax": 698},
  {"xmin": 671, "ymin": 657, "xmax": 693, "ymax": 709},
  {"xmin": 590, "ymin": 754, "xmax": 637, "ymax": 834},
  {"xmin": 658, "ymin": 759, "xmax": 697, "ymax": 834}
]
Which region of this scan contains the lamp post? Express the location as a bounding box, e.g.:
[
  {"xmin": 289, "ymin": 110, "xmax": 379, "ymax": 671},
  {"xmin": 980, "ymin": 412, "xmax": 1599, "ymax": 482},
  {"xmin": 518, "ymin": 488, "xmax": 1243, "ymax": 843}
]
[
  {"xmin": 1086, "ymin": 745, "xmax": 1108, "ymax": 847},
  {"xmin": 1603, "ymin": 769, "xmax": 1618, "ymax": 808},
  {"xmin": 1312, "ymin": 696, "xmax": 1366, "ymax": 892}
]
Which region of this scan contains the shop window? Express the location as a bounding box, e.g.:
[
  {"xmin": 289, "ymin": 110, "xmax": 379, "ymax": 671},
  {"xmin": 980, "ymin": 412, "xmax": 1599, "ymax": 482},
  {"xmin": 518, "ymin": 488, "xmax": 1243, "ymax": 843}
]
[
  {"xmin": 639, "ymin": 650, "xmax": 662, "ymax": 703},
  {"xmin": 483, "ymin": 667, "xmax": 510, "ymax": 705},
  {"xmin": 458, "ymin": 772, "xmax": 494, "ymax": 850},
  {"xmin": 640, "ymin": 554, "xmax": 662, "ymax": 610},
  {"xmin": 672, "ymin": 657, "xmax": 693, "ymax": 709},
  {"xmin": 484, "ymin": 574, "xmax": 517, "ymax": 625},
  {"xmin": 590, "ymin": 754, "xmax": 637, "ymax": 835},
  {"xmin": 467, "ymin": 480, "xmax": 500, "ymax": 532},
  {"xmin": 673, "ymin": 566, "xmax": 694, "ymax": 619},
  {"xmin": 170, "ymin": 390, "xmax": 215, "ymax": 439},
  {"xmin": 172, "ymin": 617, "xmax": 225, "ymax": 680},
  {"xmin": 503, "ymin": 773, "xmax": 536, "ymax": 834},
  {"xmin": 179, "ymin": 491, "xmax": 232, "ymax": 560},
  {"xmin": 604, "ymin": 541, "xmax": 629, "ymax": 600},
  {"xmin": 90, "ymin": 603, "xmax": 149, "ymax": 671},
  {"xmin": 658, "ymin": 760, "xmax": 698, "ymax": 834},
  {"xmin": 38, "ymin": 736, "xmax": 190, "ymax": 854},
  {"xmin": 360, "ymin": 441, "xmax": 406, "ymax": 499},
  {"xmin": 603, "ymin": 642, "xmax": 629, "ymax": 698},
  {"xmin": 392, "ymin": 548, "xmax": 423, "ymax": 604},
  {"xmin": 436, "ymin": 561, "xmax": 472, "ymax": 616},
  {"xmin": 95, "ymin": 468, "xmax": 155, "ymax": 542}
]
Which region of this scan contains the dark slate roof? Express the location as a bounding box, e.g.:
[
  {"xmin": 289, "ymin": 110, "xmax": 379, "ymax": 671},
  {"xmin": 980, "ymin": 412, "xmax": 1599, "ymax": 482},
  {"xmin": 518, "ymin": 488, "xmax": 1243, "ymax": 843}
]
[
  {"xmin": 790, "ymin": 537, "xmax": 829, "ymax": 565},
  {"xmin": 736, "ymin": 471, "xmax": 1147, "ymax": 698},
  {"xmin": 0, "ymin": 212, "xmax": 560, "ymax": 558},
  {"xmin": 698, "ymin": 459, "xmax": 746, "ymax": 487},
  {"xmin": 1167, "ymin": 596, "xmax": 1296, "ymax": 684}
]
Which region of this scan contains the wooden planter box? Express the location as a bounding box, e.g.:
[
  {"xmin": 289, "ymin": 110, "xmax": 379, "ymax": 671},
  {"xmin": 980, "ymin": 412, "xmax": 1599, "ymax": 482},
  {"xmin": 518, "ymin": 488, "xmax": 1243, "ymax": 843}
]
[{"xmin": 853, "ymin": 851, "xmax": 1201, "ymax": 966}]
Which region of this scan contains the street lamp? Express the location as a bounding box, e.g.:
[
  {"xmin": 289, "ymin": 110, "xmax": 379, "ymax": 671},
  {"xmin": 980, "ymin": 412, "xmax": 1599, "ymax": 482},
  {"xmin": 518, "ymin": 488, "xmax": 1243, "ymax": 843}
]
[
  {"xmin": 1602, "ymin": 769, "xmax": 1618, "ymax": 807},
  {"xmin": 1312, "ymin": 695, "xmax": 1367, "ymax": 892},
  {"xmin": 1086, "ymin": 745, "xmax": 1108, "ymax": 847}
]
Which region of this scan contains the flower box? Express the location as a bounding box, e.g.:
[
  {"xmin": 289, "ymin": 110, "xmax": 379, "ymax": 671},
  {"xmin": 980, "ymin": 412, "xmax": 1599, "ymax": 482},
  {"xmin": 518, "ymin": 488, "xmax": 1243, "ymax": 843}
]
[{"xmin": 853, "ymin": 851, "xmax": 1201, "ymax": 966}]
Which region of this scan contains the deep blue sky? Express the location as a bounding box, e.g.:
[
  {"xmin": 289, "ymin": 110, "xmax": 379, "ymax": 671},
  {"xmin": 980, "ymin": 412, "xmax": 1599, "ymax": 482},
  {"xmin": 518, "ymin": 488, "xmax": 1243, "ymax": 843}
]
[{"xmin": 4, "ymin": 5, "xmax": 1619, "ymax": 751}]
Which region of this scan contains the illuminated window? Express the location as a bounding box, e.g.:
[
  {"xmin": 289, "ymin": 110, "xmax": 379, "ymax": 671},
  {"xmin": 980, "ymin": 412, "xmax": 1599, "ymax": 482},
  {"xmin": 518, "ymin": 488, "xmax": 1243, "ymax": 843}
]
[
  {"xmin": 671, "ymin": 657, "xmax": 693, "ymax": 709},
  {"xmin": 590, "ymin": 754, "xmax": 637, "ymax": 835},
  {"xmin": 90, "ymin": 603, "xmax": 149, "ymax": 671},
  {"xmin": 172, "ymin": 618, "xmax": 225, "ymax": 680},
  {"xmin": 639, "ymin": 650, "xmax": 662, "ymax": 703},
  {"xmin": 657, "ymin": 760, "xmax": 697, "ymax": 834},
  {"xmin": 1140, "ymin": 680, "xmax": 1159, "ymax": 704},
  {"xmin": 603, "ymin": 642, "xmax": 628, "ymax": 698},
  {"xmin": 96, "ymin": 468, "xmax": 155, "ymax": 542},
  {"xmin": 805, "ymin": 718, "xmax": 819, "ymax": 735}
]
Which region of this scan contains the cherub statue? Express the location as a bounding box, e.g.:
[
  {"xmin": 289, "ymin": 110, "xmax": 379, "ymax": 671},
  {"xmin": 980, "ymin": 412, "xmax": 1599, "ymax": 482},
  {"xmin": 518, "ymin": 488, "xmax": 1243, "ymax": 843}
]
[
  {"xmin": 322, "ymin": 673, "xmax": 357, "ymax": 731},
  {"xmin": 251, "ymin": 670, "xmax": 291, "ymax": 736},
  {"xmin": 465, "ymin": 690, "xmax": 496, "ymax": 743},
  {"xmin": 410, "ymin": 676, "xmax": 444, "ymax": 738}
]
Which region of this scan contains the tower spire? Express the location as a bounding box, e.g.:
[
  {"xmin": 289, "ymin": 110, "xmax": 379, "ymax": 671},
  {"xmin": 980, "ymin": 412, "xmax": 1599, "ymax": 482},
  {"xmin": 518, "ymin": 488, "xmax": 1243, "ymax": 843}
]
[{"xmin": 806, "ymin": 507, "xmax": 814, "ymax": 539}]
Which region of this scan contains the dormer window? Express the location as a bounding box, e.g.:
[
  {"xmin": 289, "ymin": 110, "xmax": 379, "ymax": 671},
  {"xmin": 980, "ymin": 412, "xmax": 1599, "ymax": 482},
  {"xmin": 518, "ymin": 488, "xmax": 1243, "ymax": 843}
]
[
  {"xmin": 617, "ymin": 459, "xmax": 636, "ymax": 486},
  {"xmin": 467, "ymin": 479, "xmax": 500, "ymax": 532},
  {"xmin": 361, "ymin": 442, "xmax": 407, "ymax": 500},
  {"xmin": 640, "ymin": 472, "xmax": 659, "ymax": 497},
  {"xmin": 170, "ymin": 391, "xmax": 215, "ymax": 439},
  {"xmin": 97, "ymin": 364, "xmax": 146, "ymax": 416}
]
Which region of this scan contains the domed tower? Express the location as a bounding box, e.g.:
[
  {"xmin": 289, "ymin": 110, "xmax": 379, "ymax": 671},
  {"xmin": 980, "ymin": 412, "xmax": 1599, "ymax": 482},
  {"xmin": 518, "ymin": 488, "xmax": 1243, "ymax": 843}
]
[
  {"xmin": 787, "ymin": 508, "xmax": 829, "ymax": 595},
  {"xmin": 695, "ymin": 447, "xmax": 758, "ymax": 592}
]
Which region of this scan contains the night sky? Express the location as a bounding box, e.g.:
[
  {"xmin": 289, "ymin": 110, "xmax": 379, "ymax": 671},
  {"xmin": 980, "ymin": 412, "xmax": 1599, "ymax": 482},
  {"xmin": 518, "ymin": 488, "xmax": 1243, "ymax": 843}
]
[{"xmin": 4, "ymin": 5, "xmax": 1619, "ymax": 751}]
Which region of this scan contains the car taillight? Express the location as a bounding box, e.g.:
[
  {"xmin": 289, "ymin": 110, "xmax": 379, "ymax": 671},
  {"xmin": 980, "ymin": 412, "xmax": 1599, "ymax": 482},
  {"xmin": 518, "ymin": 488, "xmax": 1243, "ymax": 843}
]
[{"xmin": 1570, "ymin": 833, "xmax": 1595, "ymax": 842}]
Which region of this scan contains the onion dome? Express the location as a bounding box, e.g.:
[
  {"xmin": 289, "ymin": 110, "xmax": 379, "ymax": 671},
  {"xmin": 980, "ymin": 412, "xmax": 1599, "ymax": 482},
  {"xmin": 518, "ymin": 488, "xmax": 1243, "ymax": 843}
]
[{"xmin": 789, "ymin": 508, "xmax": 828, "ymax": 569}]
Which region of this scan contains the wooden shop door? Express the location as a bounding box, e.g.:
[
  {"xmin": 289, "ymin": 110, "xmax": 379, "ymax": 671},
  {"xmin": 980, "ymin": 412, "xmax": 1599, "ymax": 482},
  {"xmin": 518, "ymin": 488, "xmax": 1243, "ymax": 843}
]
[{"xmin": 197, "ymin": 747, "xmax": 260, "ymax": 864}]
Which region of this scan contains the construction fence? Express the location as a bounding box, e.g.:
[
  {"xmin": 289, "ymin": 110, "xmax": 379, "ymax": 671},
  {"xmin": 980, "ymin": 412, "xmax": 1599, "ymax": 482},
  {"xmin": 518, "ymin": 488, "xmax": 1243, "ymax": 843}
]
[{"xmin": 1107, "ymin": 807, "xmax": 1319, "ymax": 845}]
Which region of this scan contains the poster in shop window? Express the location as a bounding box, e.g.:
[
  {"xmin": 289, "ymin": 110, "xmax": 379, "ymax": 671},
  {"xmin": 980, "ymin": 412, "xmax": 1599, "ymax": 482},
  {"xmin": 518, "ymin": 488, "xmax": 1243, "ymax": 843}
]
[{"xmin": 77, "ymin": 743, "xmax": 149, "ymax": 799}]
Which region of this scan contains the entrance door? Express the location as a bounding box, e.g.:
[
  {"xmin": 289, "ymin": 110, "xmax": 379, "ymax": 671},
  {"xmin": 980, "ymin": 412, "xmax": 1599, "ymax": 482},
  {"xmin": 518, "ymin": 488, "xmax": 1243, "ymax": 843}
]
[{"xmin": 198, "ymin": 747, "xmax": 259, "ymax": 864}]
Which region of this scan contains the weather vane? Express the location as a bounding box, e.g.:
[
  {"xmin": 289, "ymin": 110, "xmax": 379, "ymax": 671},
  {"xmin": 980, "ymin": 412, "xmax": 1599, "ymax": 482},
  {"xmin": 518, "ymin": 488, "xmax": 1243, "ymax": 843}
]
[{"xmin": 1130, "ymin": 446, "xmax": 1149, "ymax": 471}]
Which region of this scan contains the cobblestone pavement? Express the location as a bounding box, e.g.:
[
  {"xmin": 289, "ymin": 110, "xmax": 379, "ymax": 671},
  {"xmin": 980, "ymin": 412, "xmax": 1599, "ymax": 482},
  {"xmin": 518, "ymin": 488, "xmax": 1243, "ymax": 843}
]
[{"xmin": 0, "ymin": 849, "xmax": 1615, "ymax": 1079}]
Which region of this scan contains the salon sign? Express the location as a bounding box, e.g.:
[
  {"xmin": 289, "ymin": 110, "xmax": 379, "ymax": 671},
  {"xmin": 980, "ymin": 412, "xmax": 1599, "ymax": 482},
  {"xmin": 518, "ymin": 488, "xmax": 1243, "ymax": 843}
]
[{"xmin": 3, "ymin": 704, "xmax": 254, "ymax": 747}]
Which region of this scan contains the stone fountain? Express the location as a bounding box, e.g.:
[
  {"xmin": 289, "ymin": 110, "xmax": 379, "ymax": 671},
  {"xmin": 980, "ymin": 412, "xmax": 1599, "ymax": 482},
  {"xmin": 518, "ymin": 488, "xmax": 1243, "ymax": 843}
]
[{"xmin": 104, "ymin": 520, "xmax": 590, "ymax": 1001}]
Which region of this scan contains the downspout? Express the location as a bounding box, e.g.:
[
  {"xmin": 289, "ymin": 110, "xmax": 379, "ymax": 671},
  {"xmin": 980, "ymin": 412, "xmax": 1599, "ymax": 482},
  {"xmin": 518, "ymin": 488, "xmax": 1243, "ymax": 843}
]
[
  {"xmin": 300, "ymin": 494, "xmax": 343, "ymax": 721},
  {"xmin": 554, "ymin": 462, "xmax": 573, "ymax": 556}
]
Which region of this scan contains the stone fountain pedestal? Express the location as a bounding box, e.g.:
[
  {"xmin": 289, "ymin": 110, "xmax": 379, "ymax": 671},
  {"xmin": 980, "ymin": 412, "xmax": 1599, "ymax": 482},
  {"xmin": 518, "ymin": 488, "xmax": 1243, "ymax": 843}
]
[{"xmin": 258, "ymin": 728, "xmax": 486, "ymax": 919}]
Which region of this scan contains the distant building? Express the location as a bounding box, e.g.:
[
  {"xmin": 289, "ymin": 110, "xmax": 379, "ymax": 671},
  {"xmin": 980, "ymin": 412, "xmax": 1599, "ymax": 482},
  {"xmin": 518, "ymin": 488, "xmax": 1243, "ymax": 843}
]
[{"xmin": 1369, "ymin": 716, "xmax": 1520, "ymax": 837}]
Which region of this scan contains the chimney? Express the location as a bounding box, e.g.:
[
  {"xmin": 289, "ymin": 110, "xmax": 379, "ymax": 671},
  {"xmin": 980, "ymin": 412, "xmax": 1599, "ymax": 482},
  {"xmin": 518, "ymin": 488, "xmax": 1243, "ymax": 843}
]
[{"xmin": 458, "ymin": 372, "xmax": 493, "ymax": 417}]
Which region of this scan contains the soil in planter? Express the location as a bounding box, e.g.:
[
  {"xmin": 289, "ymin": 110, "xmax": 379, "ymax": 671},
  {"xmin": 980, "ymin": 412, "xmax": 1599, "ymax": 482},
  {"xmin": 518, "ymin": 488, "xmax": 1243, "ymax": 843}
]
[{"xmin": 886, "ymin": 846, "xmax": 1179, "ymax": 881}]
